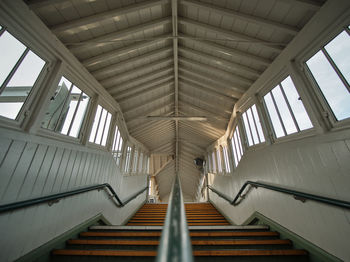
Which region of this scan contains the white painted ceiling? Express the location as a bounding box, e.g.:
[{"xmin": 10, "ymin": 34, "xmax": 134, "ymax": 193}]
[{"xmin": 26, "ymin": 0, "xmax": 325, "ymax": 202}]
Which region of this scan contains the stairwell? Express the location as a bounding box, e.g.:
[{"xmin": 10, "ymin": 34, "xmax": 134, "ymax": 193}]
[{"xmin": 51, "ymin": 203, "xmax": 308, "ymax": 261}]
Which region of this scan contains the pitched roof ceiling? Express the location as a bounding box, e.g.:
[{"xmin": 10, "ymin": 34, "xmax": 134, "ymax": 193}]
[{"xmin": 26, "ymin": 0, "xmax": 325, "ymax": 202}]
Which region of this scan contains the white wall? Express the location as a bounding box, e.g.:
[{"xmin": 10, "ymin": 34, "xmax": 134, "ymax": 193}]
[
  {"xmin": 0, "ymin": 128, "xmax": 147, "ymax": 262},
  {"xmin": 209, "ymin": 128, "xmax": 350, "ymax": 261}
]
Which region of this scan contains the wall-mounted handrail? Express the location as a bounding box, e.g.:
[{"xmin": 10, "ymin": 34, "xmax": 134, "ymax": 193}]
[
  {"xmin": 0, "ymin": 182, "xmax": 148, "ymax": 214},
  {"xmin": 156, "ymin": 174, "xmax": 193, "ymax": 262},
  {"xmin": 208, "ymin": 181, "xmax": 350, "ymax": 209}
]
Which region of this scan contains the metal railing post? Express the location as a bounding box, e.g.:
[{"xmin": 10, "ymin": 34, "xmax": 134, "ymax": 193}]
[{"xmin": 156, "ymin": 173, "xmax": 193, "ymax": 262}]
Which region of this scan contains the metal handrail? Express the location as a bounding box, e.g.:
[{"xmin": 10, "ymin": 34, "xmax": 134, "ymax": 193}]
[
  {"xmin": 208, "ymin": 181, "xmax": 350, "ymax": 209},
  {"xmin": 156, "ymin": 174, "xmax": 193, "ymax": 262},
  {"xmin": 0, "ymin": 182, "xmax": 148, "ymax": 213}
]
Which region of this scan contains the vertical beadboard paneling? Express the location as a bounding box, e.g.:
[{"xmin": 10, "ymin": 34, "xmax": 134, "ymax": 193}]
[
  {"xmin": 210, "ymin": 130, "xmax": 350, "ymax": 262},
  {"xmin": 0, "ymin": 138, "xmax": 12, "ymax": 165}
]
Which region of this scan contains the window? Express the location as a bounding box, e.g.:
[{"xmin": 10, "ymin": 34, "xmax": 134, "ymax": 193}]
[
  {"xmin": 41, "ymin": 76, "xmax": 90, "ymax": 138},
  {"xmin": 222, "ymin": 146, "xmax": 231, "ymax": 173},
  {"xmin": 216, "ymin": 149, "xmax": 222, "ymax": 173},
  {"xmin": 207, "ymin": 153, "xmax": 212, "ymax": 172},
  {"xmin": 146, "ymin": 156, "xmax": 150, "ymax": 173},
  {"xmin": 231, "ymin": 126, "xmax": 243, "ymax": 168},
  {"xmin": 242, "ymin": 105, "xmax": 265, "ymax": 146},
  {"xmin": 211, "ymin": 151, "xmax": 216, "ymax": 173},
  {"xmin": 138, "ymin": 152, "xmax": 143, "ymax": 172},
  {"xmin": 89, "ymin": 105, "xmax": 112, "ymax": 146},
  {"xmin": 132, "ymin": 149, "xmax": 139, "ymax": 173},
  {"xmin": 0, "ymin": 27, "xmax": 46, "ymax": 120},
  {"xmin": 306, "ymin": 28, "xmax": 350, "ymax": 121},
  {"xmin": 124, "ymin": 146, "xmax": 132, "ymax": 173},
  {"xmin": 112, "ymin": 124, "xmax": 124, "ymax": 166},
  {"xmin": 264, "ymin": 76, "xmax": 313, "ymax": 138}
]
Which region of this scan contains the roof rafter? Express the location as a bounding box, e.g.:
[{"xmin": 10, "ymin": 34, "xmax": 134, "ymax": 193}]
[
  {"xmin": 181, "ymin": 0, "xmax": 300, "ymax": 36},
  {"xmin": 180, "ymin": 35, "xmax": 272, "ymax": 66},
  {"xmin": 93, "ymin": 47, "xmax": 173, "ymax": 80},
  {"xmin": 179, "ymin": 46, "xmax": 261, "ymax": 78},
  {"xmin": 110, "ymin": 67, "xmax": 173, "ymax": 95},
  {"xmin": 179, "ymin": 18, "xmax": 284, "ymax": 53},
  {"xmin": 68, "ymin": 17, "xmax": 171, "ymax": 53},
  {"xmin": 51, "ymin": 0, "xmax": 167, "ymax": 35}
]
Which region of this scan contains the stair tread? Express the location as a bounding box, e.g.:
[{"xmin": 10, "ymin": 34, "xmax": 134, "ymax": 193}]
[
  {"xmin": 90, "ymin": 225, "xmax": 269, "ymax": 230},
  {"xmin": 52, "ymin": 249, "xmax": 307, "ymax": 257},
  {"xmin": 67, "ymin": 239, "xmax": 291, "ymax": 246}
]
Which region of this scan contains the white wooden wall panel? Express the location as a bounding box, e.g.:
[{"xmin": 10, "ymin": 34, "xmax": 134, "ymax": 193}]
[
  {"xmin": 209, "ymin": 129, "xmax": 350, "ymax": 261},
  {"xmin": 0, "ymin": 128, "xmax": 147, "ymax": 262}
]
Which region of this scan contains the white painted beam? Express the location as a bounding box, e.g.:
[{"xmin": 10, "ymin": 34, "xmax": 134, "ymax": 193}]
[
  {"xmin": 93, "ymin": 47, "xmax": 173, "ymax": 80},
  {"xmin": 179, "ymin": 67, "xmax": 243, "ymax": 98},
  {"xmin": 101, "ymin": 57, "xmax": 173, "ymax": 87},
  {"xmin": 109, "ymin": 67, "xmax": 173, "ymax": 95},
  {"xmin": 123, "ymin": 92, "xmax": 174, "ymax": 115},
  {"xmin": 179, "ymin": 18, "xmax": 284, "ymax": 53},
  {"xmin": 179, "ymin": 101, "xmax": 228, "ymax": 121},
  {"xmin": 179, "ymin": 57, "xmax": 253, "ymax": 88},
  {"xmin": 179, "ymin": 75, "xmax": 236, "ymax": 103},
  {"xmin": 68, "ymin": 17, "xmax": 171, "ymax": 54},
  {"xmin": 136, "ymin": 116, "xmax": 208, "ymax": 121},
  {"xmin": 82, "ymin": 35, "xmax": 171, "ymax": 68},
  {"xmin": 118, "ymin": 80, "xmax": 173, "ymax": 104},
  {"xmin": 276, "ymin": 0, "xmax": 323, "ymax": 10},
  {"xmin": 51, "ymin": 0, "xmax": 167, "ymax": 35},
  {"xmin": 179, "ymin": 47, "xmax": 261, "ymax": 78},
  {"xmin": 180, "ymin": 35, "xmax": 271, "ymax": 66},
  {"xmin": 126, "ymin": 103, "xmax": 174, "ymax": 126},
  {"xmin": 181, "ymin": 0, "xmax": 299, "ymax": 35}
]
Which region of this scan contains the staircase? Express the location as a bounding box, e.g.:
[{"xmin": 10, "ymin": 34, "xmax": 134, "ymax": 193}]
[{"xmin": 51, "ymin": 203, "xmax": 308, "ymax": 261}]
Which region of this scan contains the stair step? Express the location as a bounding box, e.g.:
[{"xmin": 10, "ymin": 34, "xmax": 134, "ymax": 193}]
[
  {"xmin": 52, "ymin": 249, "xmax": 307, "ymax": 257},
  {"xmin": 80, "ymin": 231, "xmax": 278, "ymax": 238},
  {"xmin": 89, "ymin": 225, "xmax": 269, "ymax": 230},
  {"xmin": 67, "ymin": 239, "xmax": 291, "ymax": 246}
]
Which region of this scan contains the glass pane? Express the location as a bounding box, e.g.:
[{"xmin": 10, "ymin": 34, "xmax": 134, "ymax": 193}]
[
  {"xmin": 242, "ymin": 112, "xmax": 253, "ymax": 146},
  {"xmin": 264, "ymin": 92, "xmax": 285, "ymax": 138},
  {"xmin": 223, "ymin": 146, "xmax": 230, "ymax": 173},
  {"xmin": 89, "ymin": 105, "xmax": 102, "ymax": 142},
  {"xmin": 325, "ymin": 31, "xmax": 350, "ymax": 83},
  {"xmin": 252, "ymin": 105, "xmax": 265, "ymax": 142},
  {"xmin": 112, "ymin": 126, "xmax": 119, "ymax": 151},
  {"xmin": 212, "ymin": 151, "xmax": 216, "ymax": 173},
  {"xmin": 0, "ymin": 31, "xmax": 26, "ymax": 86},
  {"xmin": 117, "ymin": 136, "xmax": 123, "ymax": 166},
  {"xmin": 272, "ymin": 86, "xmax": 297, "ymax": 135},
  {"xmin": 139, "ymin": 153, "xmax": 143, "ymax": 171},
  {"xmin": 96, "ymin": 108, "xmax": 107, "ymax": 144},
  {"xmin": 101, "ymin": 112, "xmax": 112, "ymax": 146},
  {"xmin": 69, "ymin": 93, "xmax": 90, "ymax": 138},
  {"xmin": 236, "ymin": 127, "xmax": 243, "ymax": 157},
  {"xmin": 247, "ymin": 108, "xmax": 259, "ymax": 144},
  {"xmin": 0, "ymin": 103, "xmax": 23, "ymax": 119},
  {"xmin": 306, "ymin": 50, "xmax": 350, "ymax": 120},
  {"xmin": 234, "ymin": 130, "xmax": 242, "ymax": 162},
  {"xmin": 231, "ymin": 137, "xmax": 238, "ymax": 167},
  {"xmin": 60, "ymin": 92, "xmax": 80, "ymax": 135},
  {"xmin": 281, "ymin": 77, "xmax": 313, "ymax": 130},
  {"xmin": 41, "ymin": 77, "xmax": 71, "ymax": 130},
  {"xmin": 217, "ymin": 150, "xmax": 222, "ymax": 173},
  {"xmin": 7, "ymin": 51, "xmax": 45, "ymax": 87}
]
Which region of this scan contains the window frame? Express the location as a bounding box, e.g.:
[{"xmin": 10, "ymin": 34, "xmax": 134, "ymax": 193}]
[
  {"xmin": 302, "ymin": 26, "xmax": 350, "ymax": 128},
  {"xmin": 0, "ymin": 25, "xmax": 49, "ymax": 128},
  {"xmin": 88, "ymin": 104, "xmax": 112, "ymax": 147},
  {"xmin": 241, "ymin": 104, "xmax": 266, "ymax": 148}
]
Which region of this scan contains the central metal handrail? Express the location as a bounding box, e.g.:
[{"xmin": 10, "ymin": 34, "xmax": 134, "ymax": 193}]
[
  {"xmin": 156, "ymin": 174, "xmax": 193, "ymax": 262},
  {"xmin": 0, "ymin": 180, "xmax": 149, "ymax": 214},
  {"xmin": 208, "ymin": 181, "xmax": 350, "ymax": 209}
]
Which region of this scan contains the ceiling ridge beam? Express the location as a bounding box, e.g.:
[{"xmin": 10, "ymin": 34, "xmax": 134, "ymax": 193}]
[
  {"xmin": 82, "ymin": 34, "xmax": 172, "ymax": 68},
  {"xmin": 119, "ymin": 81, "xmax": 173, "ymax": 104},
  {"xmin": 124, "ymin": 92, "xmax": 175, "ymax": 115},
  {"xmin": 179, "ymin": 46, "xmax": 261, "ymax": 78},
  {"xmin": 93, "ymin": 47, "xmax": 173, "ymax": 80},
  {"xmin": 179, "ymin": 18, "xmax": 284, "ymax": 53},
  {"xmin": 101, "ymin": 57, "xmax": 173, "ymax": 87},
  {"xmin": 179, "ymin": 67, "xmax": 242, "ymax": 98},
  {"xmin": 179, "ymin": 56, "xmax": 253, "ymax": 88},
  {"xmin": 180, "ymin": 34, "xmax": 272, "ymax": 66},
  {"xmin": 110, "ymin": 67, "xmax": 173, "ymax": 95},
  {"xmin": 51, "ymin": 0, "xmax": 168, "ymax": 35},
  {"xmin": 68, "ymin": 17, "xmax": 171, "ymax": 54},
  {"xmin": 179, "ymin": 76, "xmax": 235, "ymax": 102},
  {"xmin": 181, "ymin": 0, "xmax": 299, "ymax": 35}
]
